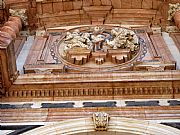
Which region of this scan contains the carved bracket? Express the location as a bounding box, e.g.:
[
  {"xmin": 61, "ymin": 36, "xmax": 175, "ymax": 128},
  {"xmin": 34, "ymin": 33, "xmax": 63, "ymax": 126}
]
[
  {"xmin": 9, "ymin": 9, "xmax": 28, "ymax": 25},
  {"xmin": 92, "ymin": 112, "xmax": 109, "ymax": 131}
]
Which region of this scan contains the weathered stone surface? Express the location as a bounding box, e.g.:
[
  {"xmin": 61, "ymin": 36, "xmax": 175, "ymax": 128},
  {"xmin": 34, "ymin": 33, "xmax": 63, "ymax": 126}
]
[
  {"xmin": 174, "ymin": 10, "xmax": 180, "ymax": 30},
  {"xmin": 101, "ymin": 0, "xmax": 112, "ymax": 6},
  {"xmin": 8, "ymin": 16, "xmax": 22, "ymax": 30},
  {"xmin": 0, "ymin": 31, "xmax": 13, "ymax": 45},
  {"xmin": 73, "ymin": 0, "xmax": 82, "ymax": 10},
  {"xmin": 53, "ymin": 2, "xmax": 63, "ymax": 13},
  {"xmin": 83, "ymin": 0, "xmax": 93, "ymax": 6},
  {"xmin": 111, "ymin": 0, "xmax": 121, "ymax": 8},
  {"xmin": 42, "ymin": 3, "xmax": 53, "ymax": 14},
  {"xmin": 0, "ymin": 3, "xmax": 180, "ymax": 134},
  {"xmin": 92, "ymin": 0, "xmax": 102, "ymax": 6},
  {"xmin": 2, "ymin": 0, "xmax": 176, "ymax": 28},
  {"xmin": 4, "ymin": 21, "xmax": 20, "ymax": 34},
  {"xmin": 1, "ymin": 25, "xmax": 17, "ymax": 39},
  {"xmin": 132, "ymin": 0, "xmax": 142, "ymax": 9},
  {"xmin": 142, "ymin": 0, "xmax": 152, "ymax": 9},
  {"xmin": 121, "ymin": 0, "xmax": 131, "ymax": 9},
  {"xmin": 63, "ymin": 1, "xmax": 73, "ymax": 11}
]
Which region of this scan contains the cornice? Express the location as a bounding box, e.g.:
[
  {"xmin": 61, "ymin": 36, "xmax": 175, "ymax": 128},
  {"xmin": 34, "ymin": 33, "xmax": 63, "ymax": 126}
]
[{"xmin": 14, "ymin": 70, "xmax": 180, "ymax": 84}]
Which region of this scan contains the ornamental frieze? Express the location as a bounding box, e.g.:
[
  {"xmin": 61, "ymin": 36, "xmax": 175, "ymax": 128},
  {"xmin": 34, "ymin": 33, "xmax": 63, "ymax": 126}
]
[{"xmin": 5, "ymin": 87, "xmax": 176, "ymax": 99}]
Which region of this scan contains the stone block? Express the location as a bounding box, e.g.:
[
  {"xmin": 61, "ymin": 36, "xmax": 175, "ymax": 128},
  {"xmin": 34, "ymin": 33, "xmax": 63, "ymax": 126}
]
[
  {"xmin": 29, "ymin": 7, "xmax": 37, "ymax": 19},
  {"xmin": 152, "ymin": 0, "xmax": 162, "ymax": 9},
  {"xmin": 132, "ymin": 0, "xmax": 142, "ymax": 9},
  {"xmin": 73, "ymin": 0, "xmax": 82, "ymax": 10},
  {"xmin": 53, "ymin": 2, "xmax": 63, "ymax": 13},
  {"xmin": 92, "ymin": 0, "xmax": 101, "ymax": 6},
  {"xmin": 63, "ymin": 1, "xmax": 73, "ymax": 11},
  {"xmin": 142, "ymin": 0, "xmax": 152, "ymax": 9},
  {"xmin": 121, "ymin": 0, "xmax": 132, "ymax": 9},
  {"xmin": 83, "ymin": 0, "xmax": 93, "ymax": 6},
  {"xmin": 42, "ymin": 3, "xmax": 53, "ymax": 14},
  {"xmin": 101, "ymin": 0, "xmax": 112, "ymax": 6},
  {"xmin": 111, "ymin": 0, "xmax": 121, "ymax": 8}
]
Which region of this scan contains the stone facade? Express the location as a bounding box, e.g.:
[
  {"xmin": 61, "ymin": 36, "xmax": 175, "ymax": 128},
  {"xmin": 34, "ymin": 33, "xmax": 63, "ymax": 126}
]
[
  {"xmin": 0, "ymin": 0, "xmax": 178, "ymax": 30},
  {"xmin": 0, "ymin": 0, "xmax": 180, "ymax": 134}
]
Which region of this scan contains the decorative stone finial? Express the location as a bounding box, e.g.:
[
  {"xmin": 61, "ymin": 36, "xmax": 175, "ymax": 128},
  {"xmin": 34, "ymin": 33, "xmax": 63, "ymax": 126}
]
[{"xmin": 92, "ymin": 112, "xmax": 109, "ymax": 131}]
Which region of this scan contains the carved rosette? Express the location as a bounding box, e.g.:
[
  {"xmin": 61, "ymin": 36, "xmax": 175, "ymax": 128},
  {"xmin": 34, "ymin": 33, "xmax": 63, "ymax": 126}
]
[{"xmin": 92, "ymin": 112, "xmax": 109, "ymax": 131}]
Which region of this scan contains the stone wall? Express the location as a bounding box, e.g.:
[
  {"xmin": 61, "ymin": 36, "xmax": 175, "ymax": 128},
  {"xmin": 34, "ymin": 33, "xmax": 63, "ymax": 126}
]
[
  {"xmin": 0, "ymin": 0, "xmax": 5, "ymax": 26},
  {"xmin": 2, "ymin": 0, "xmax": 180, "ymax": 31},
  {"xmin": 35, "ymin": 0, "xmax": 166, "ymax": 28}
]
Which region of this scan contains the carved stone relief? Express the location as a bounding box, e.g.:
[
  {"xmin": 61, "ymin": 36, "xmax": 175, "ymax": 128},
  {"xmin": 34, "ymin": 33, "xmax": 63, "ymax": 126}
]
[
  {"xmin": 50, "ymin": 25, "xmax": 141, "ymax": 72},
  {"xmin": 9, "ymin": 9, "xmax": 28, "ymax": 25},
  {"xmin": 92, "ymin": 112, "xmax": 109, "ymax": 131}
]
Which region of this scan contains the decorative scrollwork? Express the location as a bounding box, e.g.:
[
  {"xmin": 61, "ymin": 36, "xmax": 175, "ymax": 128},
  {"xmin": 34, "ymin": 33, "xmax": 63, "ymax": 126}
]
[
  {"xmin": 92, "ymin": 112, "xmax": 109, "ymax": 131},
  {"xmin": 50, "ymin": 25, "xmax": 143, "ymax": 72}
]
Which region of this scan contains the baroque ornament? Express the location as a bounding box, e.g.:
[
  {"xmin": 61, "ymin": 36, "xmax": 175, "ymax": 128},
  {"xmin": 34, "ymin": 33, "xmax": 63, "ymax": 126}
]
[
  {"xmin": 92, "ymin": 112, "xmax": 110, "ymax": 131},
  {"xmin": 51, "ymin": 25, "xmax": 142, "ymax": 72}
]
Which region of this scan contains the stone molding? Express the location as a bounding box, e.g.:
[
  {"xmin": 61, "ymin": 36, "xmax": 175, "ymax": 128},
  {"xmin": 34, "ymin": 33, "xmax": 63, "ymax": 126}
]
[
  {"xmin": 4, "ymin": 71, "xmax": 179, "ymax": 99},
  {"xmin": 14, "ymin": 71, "xmax": 180, "ymax": 84},
  {"xmin": 1, "ymin": 106, "xmax": 180, "ymax": 123},
  {"xmin": 21, "ymin": 117, "xmax": 180, "ymax": 135},
  {"xmin": 6, "ymin": 86, "xmax": 175, "ymax": 98}
]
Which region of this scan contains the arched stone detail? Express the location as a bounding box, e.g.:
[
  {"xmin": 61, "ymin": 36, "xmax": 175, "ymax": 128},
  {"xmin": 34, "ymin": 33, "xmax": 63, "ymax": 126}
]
[{"xmin": 22, "ymin": 117, "xmax": 180, "ymax": 135}]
